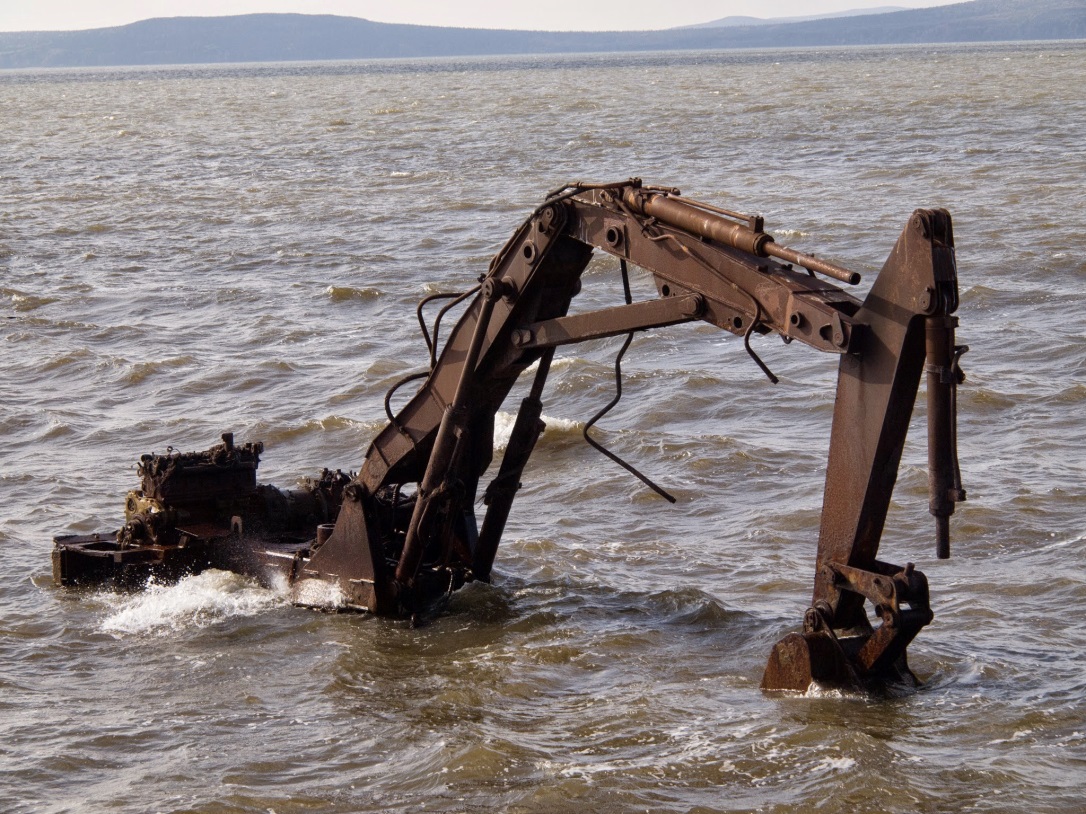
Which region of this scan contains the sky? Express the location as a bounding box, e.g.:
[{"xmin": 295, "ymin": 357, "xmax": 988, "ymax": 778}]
[{"xmin": 0, "ymin": 1, "xmax": 963, "ymax": 34}]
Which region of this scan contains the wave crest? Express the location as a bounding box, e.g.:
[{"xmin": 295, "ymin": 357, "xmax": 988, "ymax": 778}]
[{"xmin": 99, "ymin": 570, "xmax": 281, "ymax": 636}]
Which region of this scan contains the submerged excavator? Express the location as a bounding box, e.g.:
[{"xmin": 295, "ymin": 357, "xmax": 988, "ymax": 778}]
[{"xmin": 53, "ymin": 179, "xmax": 966, "ymax": 693}]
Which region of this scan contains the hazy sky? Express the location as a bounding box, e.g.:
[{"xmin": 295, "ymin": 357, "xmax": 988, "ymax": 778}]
[{"xmin": 0, "ymin": 1, "xmax": 962, "ymax": 33}]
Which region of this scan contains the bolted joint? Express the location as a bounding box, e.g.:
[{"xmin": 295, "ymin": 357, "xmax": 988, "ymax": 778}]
[
  {"xmin": 912, "ymin": 212, "xmax": 930, "ymax": 238},
  {"xmin": 482, "ymin": 276, "xmax": 518, "ymax": 303},
  {"xmin": 536, "ymin": 204, "xmax": 560, "ymax": 235}
]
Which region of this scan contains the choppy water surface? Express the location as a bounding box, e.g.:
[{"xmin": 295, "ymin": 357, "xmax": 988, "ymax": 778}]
[{"xmin": 2, "ymin": 42, "xmax": 1085, "ymax": 813}]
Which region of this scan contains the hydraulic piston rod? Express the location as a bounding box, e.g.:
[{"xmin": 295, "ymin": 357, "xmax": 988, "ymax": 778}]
[
  {"xmin": 622, "ymin": 188, "xmax": 861, "ymax": 285},
  {"xmin": 926, "ymin": 314, "xmax": 967, "ymax": 559}
]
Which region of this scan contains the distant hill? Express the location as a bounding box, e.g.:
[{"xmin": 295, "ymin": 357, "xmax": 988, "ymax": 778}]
[
  {"xmin": 0, "ymin": 0, "xmax": 1083, "ymax": 69},
  {"xmin": 682, "ymin": 6, "xmax": 910, "ymax": 28}
]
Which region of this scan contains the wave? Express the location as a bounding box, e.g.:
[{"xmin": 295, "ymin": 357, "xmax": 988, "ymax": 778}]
[
  {"xmin": 493, "ymin": 411, "xmax": 582, "ymax": 452},
  {"xmin": 99, "ymin": 570, "xmax": 282, "ymax": 636},
  {"xmin": 325, "ymin": 285, "xmax": 382, "ymax": 302},
  {"xmin": 3, "ymin": 287, "xmax": 58, "ymax": 312}
]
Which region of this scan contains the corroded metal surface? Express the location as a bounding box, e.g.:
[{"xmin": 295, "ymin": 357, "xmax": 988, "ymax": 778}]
[
  {"xmin": 54, "ymin": 180, "xmax": 965, "ymax": 692},
  {"xmin": 53, "ymin": 433, "xmax": 350, "ymax": 590}
]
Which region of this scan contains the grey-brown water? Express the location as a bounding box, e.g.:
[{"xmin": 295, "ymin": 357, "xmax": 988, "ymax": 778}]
[{"xmin": 2, "ymin": 41, "xmax": 1085, "ymax": 813}]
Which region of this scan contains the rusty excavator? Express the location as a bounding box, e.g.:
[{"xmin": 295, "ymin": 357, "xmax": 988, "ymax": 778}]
[{"xmin": 54, "ymin": 180, "xmax": 966, "ymax": 692}]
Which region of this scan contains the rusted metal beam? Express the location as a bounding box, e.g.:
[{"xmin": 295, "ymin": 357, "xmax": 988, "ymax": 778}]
[
  {"xmin": 513, "ymin": 293, "xmax": 704, "ymax": 349},
  {"xmin": 567, "ymin": 192, "xmax": 863, "ymax": 355}
]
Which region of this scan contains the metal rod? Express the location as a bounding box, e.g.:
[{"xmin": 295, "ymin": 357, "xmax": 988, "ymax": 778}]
[
  {"xmin": 762, "ymin": 243, "xmax": 861, "ymax": 286},
  {"xmin": 473, "ymin": 349, "xmax": 555, "ymax": 581},
  {"xmin": 396, "ymin": 284, "xmax": 502, "ymax": 585},
  {"xmin": 624, "ymin": 188, "xmax": 861, "ymax": 285},
  {"xmin": 926, "ymin": 313, "xmax": 962, "ymax": 560}
]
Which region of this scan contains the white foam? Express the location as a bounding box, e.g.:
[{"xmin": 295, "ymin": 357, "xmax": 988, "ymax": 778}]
[
  {"xmin": 493, "ymin": 411, "xmax": 582, "ymax": 452},
  {"xmin": 493, "ymin": 411, "xmax": 517, "ymax": 451},
  {"xmin": 814, "ymin": 756, "xmax": 857, "ymax": 772},
  {"xmin": 802, "ymin": 683, "xmax": 849, "ymax": 699},
  {"xmin": 523, "ymin": 356, "xmax": 578, "ymax": 374},
  {"xmin": 290, "ymin": 577, "xmax": 347, "ymax": 610},
  {"xmin": 542, "ymin": 415, "xmax": 581, "ymax": 434},
  {"xmin": 100, "ymin": 570, "xmax": 281, "ymax": 635}
]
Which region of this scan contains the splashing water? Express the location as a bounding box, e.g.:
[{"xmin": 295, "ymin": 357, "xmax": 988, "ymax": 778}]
[{"xmin": 99, "ymin": 570, "xmax": 284, "ymax": 635}]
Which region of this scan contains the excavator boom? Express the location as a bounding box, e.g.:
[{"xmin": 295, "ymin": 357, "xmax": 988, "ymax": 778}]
[{"xmin": 53, "ymin": 180, "xmax": 965, "ymax": 693}]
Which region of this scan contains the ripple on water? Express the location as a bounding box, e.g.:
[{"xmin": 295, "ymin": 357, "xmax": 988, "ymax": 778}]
[{"xmin": 3, "ymin": 42, "xmax": 1086, "ymax": 814}]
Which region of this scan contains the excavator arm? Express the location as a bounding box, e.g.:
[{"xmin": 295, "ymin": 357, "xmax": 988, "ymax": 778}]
[
  {"xmin": 52, "ymin": 179, "xmax": 964, "ymax": 693},
  {"xmin": 291, "ymin": 179, "xmax": 966, "ymax": 691}
]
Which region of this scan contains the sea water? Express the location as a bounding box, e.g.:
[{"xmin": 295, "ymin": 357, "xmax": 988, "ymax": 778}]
[{"xmin": 2, "ymin": 41, "xmax": 1085, "ymax": 813}]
